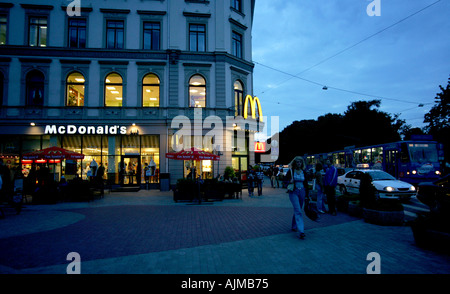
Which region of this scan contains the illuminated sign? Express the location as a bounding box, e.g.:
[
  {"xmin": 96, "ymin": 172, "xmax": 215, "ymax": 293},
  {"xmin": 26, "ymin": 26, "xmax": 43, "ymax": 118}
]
[
  {"xmin": 44, "ymin": 125, "xmax": 127, "ymax": 135},
  {"xmin": 243, "ymin": 95, "xmax": 263, "ymax": 122},
  {"xmin": 254, "ymin": 142, "xmax": 266, "ymax": 153}
]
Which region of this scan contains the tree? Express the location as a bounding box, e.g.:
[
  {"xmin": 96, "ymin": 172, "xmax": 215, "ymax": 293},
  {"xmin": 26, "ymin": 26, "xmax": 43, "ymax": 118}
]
[
  {"xmin": 342, "ymin": 100, "xmax": 403, "ymax": 146},
  {"xmin": 277, "ymin": 99, "xmax": 406, "ymax": 164},
  {"xmin": 424, "ymin": 77, "xmax": 450, "ymax": 162},
  {"xmin": 424, "ymin": 77, "xmax": 450, "ymax": 133}
]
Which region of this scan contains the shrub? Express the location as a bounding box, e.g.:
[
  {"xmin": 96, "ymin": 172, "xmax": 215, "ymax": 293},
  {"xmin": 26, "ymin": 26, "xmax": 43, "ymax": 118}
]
[{"xmin": 224, "ymin": 166, "xmax": 235, "ymax": 180}]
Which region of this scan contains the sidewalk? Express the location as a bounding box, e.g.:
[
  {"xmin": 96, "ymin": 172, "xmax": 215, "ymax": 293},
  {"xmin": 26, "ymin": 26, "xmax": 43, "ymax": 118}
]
[{"xmin": 0, "ymin": 178, "xmax": 449, "ymax": 274}]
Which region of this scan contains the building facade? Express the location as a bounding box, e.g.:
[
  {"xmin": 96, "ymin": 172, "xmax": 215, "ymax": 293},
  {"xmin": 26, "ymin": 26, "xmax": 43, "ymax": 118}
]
[{"xmin": 0, "ymin": 0, "xmax": 260, "ymax": 188}]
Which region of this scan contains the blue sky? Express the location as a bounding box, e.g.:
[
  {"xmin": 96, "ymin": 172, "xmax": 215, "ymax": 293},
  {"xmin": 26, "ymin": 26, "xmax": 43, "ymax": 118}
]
[{"xmin": 251, "ymin": 0, "xmax": 450, "ymax": 133}]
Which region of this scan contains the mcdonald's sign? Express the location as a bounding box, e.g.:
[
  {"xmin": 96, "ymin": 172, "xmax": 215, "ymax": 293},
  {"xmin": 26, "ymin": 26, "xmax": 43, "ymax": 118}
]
[
  {"xmin": 243, "ymin": 95, "xmax": 263, "ymax": 122},
  {"xmin": 254, "ymin": 142, "xmax": 266, "ymax": 153}
]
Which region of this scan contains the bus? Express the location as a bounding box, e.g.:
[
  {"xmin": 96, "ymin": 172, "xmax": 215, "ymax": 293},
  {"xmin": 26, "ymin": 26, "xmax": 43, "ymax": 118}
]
[{"xmin": 305, "ymin": 136, "xmax": 444, "ymax": 185}]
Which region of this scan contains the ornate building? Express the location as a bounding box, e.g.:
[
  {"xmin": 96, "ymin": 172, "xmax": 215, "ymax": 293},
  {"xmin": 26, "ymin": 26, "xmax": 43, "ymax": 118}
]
[{"xmin": 0, "ymin": 0, "xmax": 260, "ymax": 188}]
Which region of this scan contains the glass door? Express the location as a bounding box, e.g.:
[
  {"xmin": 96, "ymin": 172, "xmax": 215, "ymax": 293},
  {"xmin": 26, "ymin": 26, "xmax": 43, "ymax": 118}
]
[{"xmin": 121, "ymin": 155, "xmax": 141, "ymax": 186}]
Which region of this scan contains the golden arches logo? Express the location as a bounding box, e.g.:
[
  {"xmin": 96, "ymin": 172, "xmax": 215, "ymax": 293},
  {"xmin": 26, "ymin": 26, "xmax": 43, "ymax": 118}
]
[{"xmin": 243, "ymin": 95, "xmax": 263, "ymax": 122}]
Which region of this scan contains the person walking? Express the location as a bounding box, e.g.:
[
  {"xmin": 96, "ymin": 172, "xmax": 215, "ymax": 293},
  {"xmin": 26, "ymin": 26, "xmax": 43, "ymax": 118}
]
[
  {"xmin": 315, "ymin": 163, "xmax": 326, "ymax": 213},
  {"xmin": 271, "ymin": 165, "xmax": 279, "ymax": 188},
  {"xmin": 285, "ymin": 156, "xmax": 309, "ymax": 239},
  {"xmin": 255, "ymin": 166, "xmax": 264, "ymax": 196},
  {"xmin": 246, "ymin": 167, "xmax": 255, "ymax": 197},
  {"xmin": 324, "ymin": 160, "xmax": 338, "ymax": 216}
]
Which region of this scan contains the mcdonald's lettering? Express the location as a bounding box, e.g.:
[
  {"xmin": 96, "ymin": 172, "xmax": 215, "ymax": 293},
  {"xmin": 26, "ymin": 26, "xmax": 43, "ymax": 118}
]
[
  {"xmin": 254, "ymin": 142, "xmax": 266, "ymax": 153},
  {"xmin": 243, "ymin": 95, "xmax": 263, "ymax": 122}
]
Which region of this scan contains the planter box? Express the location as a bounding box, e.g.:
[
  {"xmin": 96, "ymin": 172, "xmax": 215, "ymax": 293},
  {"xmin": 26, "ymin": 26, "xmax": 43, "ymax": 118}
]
[
  {"xmin": 348, "ymin": 202, "xmax": 363, "ymax": 218},
  {"xmin": 363, "ymin": 208, "xmax": 404, "ymax": 226}
]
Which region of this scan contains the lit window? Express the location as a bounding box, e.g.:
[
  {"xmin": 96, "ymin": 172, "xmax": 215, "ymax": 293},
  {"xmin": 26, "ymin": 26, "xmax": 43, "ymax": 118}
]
[
  {"xmin": 234, "ymin": 80, "xmax": 244, "ymax": 116},
  {"xmin": 66, "ymin": 72, "xmax": 85, "ymax": 106},
  {"xmin": 0, "ymin": 15, "xmax": 7, "ymax": 45},
  {"xmin": 29, "ymin": 17, "xmax": 47, "ymax": 47},
  {"xmin": 189, "ymin": 74, "xmax": 206, "ymax": 108},
  {"xmin": 105, "ymin": 73, "xmax": 123, "ymax": 107},
  {"xmin": 142, "ymin": 73, "xmax": 160, "ymax": 107}
]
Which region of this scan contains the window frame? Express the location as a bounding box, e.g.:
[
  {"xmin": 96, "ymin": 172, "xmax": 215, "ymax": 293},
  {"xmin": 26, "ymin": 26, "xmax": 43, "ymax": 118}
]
[
  {"xmin": 189, "ymin": 74, "xmax": 206, "ymax": 108},
  {"xmin": 66, "ymin": 71, "xmax": 86, "ymax": 107},
  {"xmin": 0, "ymin": 14, "xmax": 7, "ymax": 45},
  {"xmin": 189, "ymin": 23, "xmax": 206, "ymax": 52},
  {"xmin": 28, "ymin": 16, "xmax": 48, "ymax": 47},
  {"xmin": 231, "ymin": 0, "xmax": 242, "ymax": 12},
  {"xmin": 26, "ymin": 69, "xmax": 45, "ymax": 106},
  {"xmin": 232, "ymin": 31, "xmax": 243, "ymax": 58},
  {"xmin": 143, "ymin": 21, "xmax": 161, "ymax": 50},
  {"xmin": 68, "ymin": 17, "xmax": 87, "ymax": 48},
  {"xmin": 142, "ymin": 73, "xmax": 160, "ymax": 107},
  {"xmin": 104, "ymin": 72, "xmax": 124, "ymax": 107},
  {"xmin": 106, "ymin": 19, "xmax": 125, "ymax": 49},
  {"xmin": 234, "ymin": 80, "xmax": 244, "ymax": 116}
]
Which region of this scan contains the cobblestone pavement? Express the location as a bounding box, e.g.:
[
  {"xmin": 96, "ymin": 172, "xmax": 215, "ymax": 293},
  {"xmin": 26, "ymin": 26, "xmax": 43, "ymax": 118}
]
[{"xmin": 0, "ymin": 179, "xmax": 449, "ymax": 275}]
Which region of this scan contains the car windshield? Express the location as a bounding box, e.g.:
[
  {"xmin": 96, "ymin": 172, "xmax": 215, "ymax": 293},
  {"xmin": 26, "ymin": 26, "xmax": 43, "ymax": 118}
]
[{"xmin": 366, "ymin": 171, "xmax": 396, "ymax": 181}]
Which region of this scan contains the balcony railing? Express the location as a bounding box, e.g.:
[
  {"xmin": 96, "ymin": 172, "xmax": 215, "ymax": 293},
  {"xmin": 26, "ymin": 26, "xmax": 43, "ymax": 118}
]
[{"xmin": 0, "ymin": 106, "xmax": 236, "ymax": 123}]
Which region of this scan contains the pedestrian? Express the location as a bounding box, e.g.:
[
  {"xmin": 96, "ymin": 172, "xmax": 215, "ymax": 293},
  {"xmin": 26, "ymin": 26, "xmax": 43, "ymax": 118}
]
[
  {"xmin": 285, "ymin": 156, "xmax": 309, "ymax": 239},
  {"xmin": 255, "ymin": 166, "xmax": 264, "ymax": 196},
  {"xmin": 324, "ymin": 160, "xmax": 338, "ymax": 216},
  {"xmin": 246, "ymin": 166, "xmax": 255, "ymax": 197},
  {"xmin": 315, "ymin": 163, "xmax": 326, "ymax": 213},
  {"xmin": 271, "ymin": 165, "xmax": 279, "ymax": 188}
]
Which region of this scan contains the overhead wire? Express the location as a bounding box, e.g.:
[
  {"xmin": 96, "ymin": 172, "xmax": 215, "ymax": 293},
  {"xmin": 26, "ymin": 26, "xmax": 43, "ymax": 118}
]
[{"xmin": 253, "ymin": 0, "xmax": 443, "ymax": 106}]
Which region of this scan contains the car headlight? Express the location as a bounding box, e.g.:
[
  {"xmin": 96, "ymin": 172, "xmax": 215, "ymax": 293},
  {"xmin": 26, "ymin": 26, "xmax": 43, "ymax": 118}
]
[
  {"xmin": 411, "ymin": 170, "xmax": 417, "ymax": 175},
  {"xmin": 410, "ymin": 186, "xmax": 416, "ymax": 191},
  {"xmin": 384, "ymin": 186, "xmax": 394, "ymax": 192},
  {"xmin": 435, "ymin": 170, "xmax": 441, "ymax": 175}
]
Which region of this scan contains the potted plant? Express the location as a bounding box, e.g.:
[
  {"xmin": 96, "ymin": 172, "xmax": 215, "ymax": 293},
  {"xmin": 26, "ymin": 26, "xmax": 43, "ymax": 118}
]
[
  {"xmin": 223, "ymin": 166, "xmax": 235, "ymax": 180},
  {"xmin": 336, "ymin": 194, "xmax": 360, "ymax": 213},
  {"xmin": 348, "ymin": 200, "xmax": 363, "ymax": 217},
  {"xmin": 360, "ymin": 173, "xmax": 404, "ymax": 226}
]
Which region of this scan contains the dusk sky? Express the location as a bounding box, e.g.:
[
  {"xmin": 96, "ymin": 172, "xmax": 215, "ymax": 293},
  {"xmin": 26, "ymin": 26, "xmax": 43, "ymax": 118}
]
[{"xmin": 251, "ymin": 0, "xmax": 450, "ymax": 135}]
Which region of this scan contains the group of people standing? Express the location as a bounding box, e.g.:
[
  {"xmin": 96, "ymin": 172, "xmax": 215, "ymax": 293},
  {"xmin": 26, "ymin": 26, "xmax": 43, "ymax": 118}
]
[
  {"xmin": 246, "ymin": 165, "xmax": 265, "ymax": 197},
  {"xmin": 285, "ymin": 156, "xmax": 338, "ymax": 240}
]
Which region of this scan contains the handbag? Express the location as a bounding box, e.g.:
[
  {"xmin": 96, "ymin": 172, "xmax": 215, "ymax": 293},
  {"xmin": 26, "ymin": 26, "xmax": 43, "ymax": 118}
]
[
  {"xmin": 286, "ymin": 183, "xmax": 294, "ymax": 192},
  {"xmin": 304, "ymin": 197, "xmax": 320, "ymax": 221},
  {"xmin": 286, "ymin": 168, "xmax": 295, "ymax": 192}
]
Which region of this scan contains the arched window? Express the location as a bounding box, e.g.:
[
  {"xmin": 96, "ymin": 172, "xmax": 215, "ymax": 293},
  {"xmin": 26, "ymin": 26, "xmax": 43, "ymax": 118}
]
[
  {"xmin": 66, "ymin": 72, "xmax": 85, "ymax": 106},
  {"xmin": 26, "ymin": 70, "xmax": 44, "ymax": 106},
  {"xmin": 234, "ymin": 80, "xmax": 244, "ymax": 116},
  {"xmin": 189, "ymin": 74, "xmax": 206, "ymax": 108},
  {"xmin": 105, "ymin": 73, "xmax": 123, "ymax": 107},
  {"xmin": 142, "ymin": 73, "xmax": 160, "ymax": 107}
]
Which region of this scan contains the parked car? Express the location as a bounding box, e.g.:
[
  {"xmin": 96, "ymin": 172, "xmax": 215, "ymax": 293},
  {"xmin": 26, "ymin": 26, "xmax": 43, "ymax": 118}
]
[{"xmin": 337, "ymin": 169, "xmax": 416, "ymax": 201}]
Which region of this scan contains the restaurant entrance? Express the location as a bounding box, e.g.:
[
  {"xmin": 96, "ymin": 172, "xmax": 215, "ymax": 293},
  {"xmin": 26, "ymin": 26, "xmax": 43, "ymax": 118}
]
[{"xmin": 121, "ymin": 155, "xmax": 141, "ymax": 186}]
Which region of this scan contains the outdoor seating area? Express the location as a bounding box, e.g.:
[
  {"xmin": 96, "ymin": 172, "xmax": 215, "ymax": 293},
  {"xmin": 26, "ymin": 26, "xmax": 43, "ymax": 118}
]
[{"xmin": 173, "ymin": 178, "xmax": 242, "ymax": 202}]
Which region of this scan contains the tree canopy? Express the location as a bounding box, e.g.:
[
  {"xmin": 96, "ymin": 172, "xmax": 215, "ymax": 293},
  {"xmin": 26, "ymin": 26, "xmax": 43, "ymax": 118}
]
[
  {"xmin": 424, "ymin": 77, "xmax": 450, "ymax": 162},
  {"xmin": 277, "ymin": 99, "xmax": 405, "ymax": 164}
]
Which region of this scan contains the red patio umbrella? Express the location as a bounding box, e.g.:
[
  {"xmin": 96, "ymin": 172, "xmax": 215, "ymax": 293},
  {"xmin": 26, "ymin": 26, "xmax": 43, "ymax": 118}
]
[
  {"xmin": 22, "ymin": 146, "xmax": 85, "ymax": 160},
  {"xmin": 165, "ymin": 147, "xmax": 219, "ymax": 161}
]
